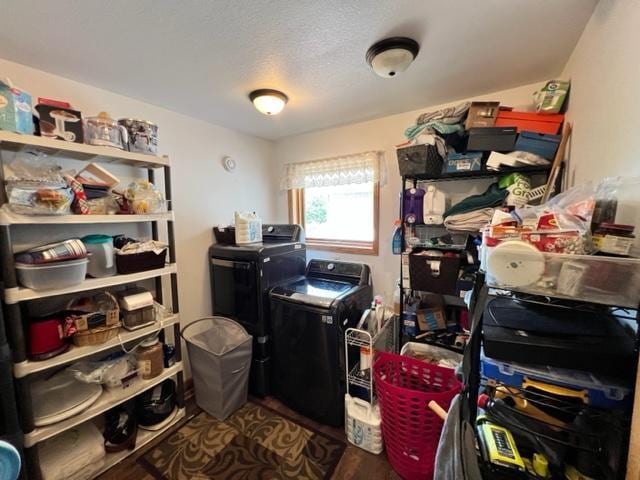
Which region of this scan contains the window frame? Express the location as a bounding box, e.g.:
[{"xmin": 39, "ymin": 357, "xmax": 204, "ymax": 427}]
[{"xmin": 288, "ymin": 182, "xmax": 380, "ymax": 256}]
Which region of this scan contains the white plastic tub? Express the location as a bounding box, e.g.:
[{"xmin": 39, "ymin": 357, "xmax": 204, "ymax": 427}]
[{"xmin": 15, "ymin": 258, "xmax": 88, "ymax": 290}]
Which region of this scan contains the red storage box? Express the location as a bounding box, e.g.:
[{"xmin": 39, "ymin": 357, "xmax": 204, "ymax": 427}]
[{"xmin": 495, "ymin": 110, "xmax": 564, "ymax": 134}]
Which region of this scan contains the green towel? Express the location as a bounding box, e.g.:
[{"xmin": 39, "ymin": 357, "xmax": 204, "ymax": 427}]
[{"xmin": 444, "ymin": 182, "xmax": 508, "ymax": 218}]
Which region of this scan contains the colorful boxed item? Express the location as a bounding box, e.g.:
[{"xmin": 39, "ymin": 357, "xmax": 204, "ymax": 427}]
[
  {"xmin": 444, "ymin": 151, "xmax": 482, "ymax": 173},
  {"xmin": 0, "ymin": 81, "xmax": 33, "ymax": 134},
  {"xmin": 35, "ymin": 99, "xmax": 84, "ymax": 143}
]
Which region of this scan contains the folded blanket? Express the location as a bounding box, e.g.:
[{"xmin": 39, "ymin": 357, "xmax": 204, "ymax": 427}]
[
  {"xmin": 416, "ymin": 101, "xmax": 471, "ymax": 125},
  {"xmin": 444, "ymin": 182, "xmax": 507, "ymax": 218},
  {"xmin": 444, "ymin": 208, "xmax": 495, "ymax": 232}
]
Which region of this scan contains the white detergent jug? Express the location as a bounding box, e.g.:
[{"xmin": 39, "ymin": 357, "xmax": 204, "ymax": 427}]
[
  {"xmin": 234, "ymin": 212, "xmax": 262, "ymax": 244},
  {"xmin": 345, "ymin": 394, "xmax": 383, "ymax": 454},
  {"xmin": 423, "ymin": 185, "xmax": 447, "ymax": 225}
]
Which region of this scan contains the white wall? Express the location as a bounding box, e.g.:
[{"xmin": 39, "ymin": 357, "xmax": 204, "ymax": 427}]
[
  {"xmin": 562, "ymin": 2, "xmax": 640, "ymax": 477},
  {"xmin": 561, "ymin": 0, "xmax": 640, "ymax": 185},
  {"xmin": 0, "ymin": 58, "xmax": 277, "ymax": 336},
  {"xmin": 274, "ymin": 82, "xmax": 545, "ymax": 301}
]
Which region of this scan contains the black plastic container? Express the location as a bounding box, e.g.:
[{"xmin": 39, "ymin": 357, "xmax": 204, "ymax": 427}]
[
  {"xmin": 467, "ymin": 127, "xmax": 517, "ymax": 152},
  {"xmin": 397, "ymin": 144, "xmax": 443, "ymax": 177},
  {"xmin": 115, "ymin": 249, "xmax": 167, "ymax": 274},
  {"xmin": 409, "ymin": 252, "xmax": 462, "ymax": 295}
]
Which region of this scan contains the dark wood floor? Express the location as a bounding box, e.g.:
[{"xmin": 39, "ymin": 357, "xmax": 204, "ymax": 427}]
[{"xmin": 98, "ymin": 395, "xmax": 399, "ymax": 480}]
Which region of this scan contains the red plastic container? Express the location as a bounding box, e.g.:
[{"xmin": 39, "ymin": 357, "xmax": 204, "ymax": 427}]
[
  {"xmin": 495, "ymin": 110, "xmax": 564, "ymax": 134},
  {"xmin": 374, "ymin": 352, "xmax": 462, "ymax": 480}
]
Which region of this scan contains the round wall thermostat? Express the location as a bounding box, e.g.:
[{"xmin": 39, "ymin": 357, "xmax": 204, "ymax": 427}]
[{"xmin": 222, "ymin": 156, "xmax": 236, "ymax": 172}]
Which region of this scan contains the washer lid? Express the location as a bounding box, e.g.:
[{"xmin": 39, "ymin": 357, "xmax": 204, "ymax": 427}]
[
  {"xmin": 32, "ymin": 370, "xmax": 102, "ymax": 426},
  {"xmin": 271, "ymin": 277, "xmax": 353, "ymax": 308},
  {"xmin": 486, "ymin": 240, "xmax": 545, "ymax": 287}
]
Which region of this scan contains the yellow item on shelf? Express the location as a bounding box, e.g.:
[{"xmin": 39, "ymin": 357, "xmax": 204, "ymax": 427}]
[
  {"xmin": 565, "ymin": 464, "xmax": 595, "ymax": 480},
  {"xmin": 523, "ymin": 377, "xmax": 589, "ymax": 405},
  {"xmin": 494, "ymin": 386, "xmax": 569, "ymax": 429},
  {"xmin": 477, "ymin": 421, "xmax": 525, "ymax": 472},
  {"xmin": 533, "ymin": 453, "xmax": 550, "ymax": 478}
]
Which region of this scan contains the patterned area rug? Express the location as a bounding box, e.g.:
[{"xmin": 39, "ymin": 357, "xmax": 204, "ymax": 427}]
[{"xmin": 139, "ymin": 402, "xmax": 346, "ymax": 479}]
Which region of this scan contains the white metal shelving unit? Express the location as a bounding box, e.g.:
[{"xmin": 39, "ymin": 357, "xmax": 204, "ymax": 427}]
[{"xmin": 0, "ymin": 133, "xmax": 184, "ymax": 480}]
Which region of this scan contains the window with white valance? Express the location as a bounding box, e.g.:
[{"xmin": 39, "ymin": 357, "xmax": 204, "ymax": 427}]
[
  {"xmin": 280, "ymin": 150, "xmax": 387, "ymax": 190},
  {"xmin": 284, "ymin": 151, "xmax": 385, "ymax": 256}
]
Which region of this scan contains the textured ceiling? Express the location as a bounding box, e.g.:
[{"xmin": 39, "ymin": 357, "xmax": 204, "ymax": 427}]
[{"xmin": 0, "ymin": 0, "xmax": 596, "ymax": 140}]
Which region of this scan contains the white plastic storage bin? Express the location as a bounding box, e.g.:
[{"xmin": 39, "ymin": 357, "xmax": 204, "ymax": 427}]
[
  {"xmin": 345, "ymin": 394, "xmax": 383, "ymax": 454},
  {"xmin": 15, "ymin": 257, "xmax": 88, "ymax": 290},
  {"xmin": 483, "ymin": 242, "xmax": 640, "ymax": 308},
  {"xmin": 400, "ymin": 342, "xmax": 463, "ymax": 370}
]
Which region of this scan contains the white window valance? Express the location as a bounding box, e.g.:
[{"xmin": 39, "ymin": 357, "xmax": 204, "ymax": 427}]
[{"xmin": 280, "ymin": 150, "xmax": 387, "ymax": 190}]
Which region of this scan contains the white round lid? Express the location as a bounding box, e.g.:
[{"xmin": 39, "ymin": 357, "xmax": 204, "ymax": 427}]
[
  {"xmin": 486, "ymin": 240, "xmax": 545, "ymax": 287},
  {"xmin": 32, "ymin": 370, "xmax": 102, "ymax": 426}
]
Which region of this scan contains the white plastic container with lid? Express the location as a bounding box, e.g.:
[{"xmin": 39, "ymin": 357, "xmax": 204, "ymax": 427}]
[
  {"xmin": 345, "ymin": 394, "xmax": 383, "ymax": 454},
  {"xmin": 423, "ymin": 185, "xmax": 447, "ymax": 225},
  {"xmin": 234, "ymin": 212, "xmax": 262, "ymax": 244},
  {"xmin": 15, "ymin": 257, "xmax": 88, "ymax": 290},
  {"xmin": 82, "ymin": 234, "xmax": 116, "ymax": 278}
]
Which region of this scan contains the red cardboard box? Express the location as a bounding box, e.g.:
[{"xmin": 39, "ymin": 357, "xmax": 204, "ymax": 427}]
[{"xmin": 495, "ymin": 110, "xmax": 564, "ymax": 134}]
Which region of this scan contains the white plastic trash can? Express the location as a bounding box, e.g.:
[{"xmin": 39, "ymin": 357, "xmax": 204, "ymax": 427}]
[{"xmin": 182, "ymin": 316, "xmax": 252, "ymax": 420}]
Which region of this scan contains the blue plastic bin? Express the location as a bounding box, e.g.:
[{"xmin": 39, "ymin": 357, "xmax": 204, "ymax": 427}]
[
  {"xmin": 514, "ymin": 131, "xmax": 561, "ymax": 159},
  {"xmin": 481, "ymin": 352, "xmax": 631, "ymax": 410}
]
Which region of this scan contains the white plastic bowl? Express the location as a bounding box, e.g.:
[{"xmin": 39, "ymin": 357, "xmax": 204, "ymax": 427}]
[{"xmin": 15, "ymin": 258, "xmax": 89, "ymax": 290}]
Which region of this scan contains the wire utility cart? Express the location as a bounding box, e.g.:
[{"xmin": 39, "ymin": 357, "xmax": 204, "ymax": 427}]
[
  {"xmin": 0, "ymin": 131, "xmax": 185, "ymax": 480},
  {"xmin": 345, "ymin": 314, "xmax": 399, "ymax": 403}
]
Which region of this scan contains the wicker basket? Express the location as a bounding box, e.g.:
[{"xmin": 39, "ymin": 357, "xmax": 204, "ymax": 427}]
[
  {"xmin": 67, "ymin": 291, "xmax": 120, "ymax": 331},
  {"xmin": 72, "ymin": 323, "xmax": 121, "ymax": 346}
]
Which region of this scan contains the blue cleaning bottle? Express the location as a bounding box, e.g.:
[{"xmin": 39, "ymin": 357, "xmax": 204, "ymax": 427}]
[{"xmin": 392, "ymin": 220, "xmax": 402, "ymax": 255}]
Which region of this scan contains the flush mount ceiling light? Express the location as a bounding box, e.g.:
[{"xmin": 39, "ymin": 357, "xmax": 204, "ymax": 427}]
[
  {"xmin": 366, "ymin": 37, "xmax": 420, "ymax": 78},
  {"xmin": 249, "ymin": 89, "xmax": 289, "ymax": 115}
]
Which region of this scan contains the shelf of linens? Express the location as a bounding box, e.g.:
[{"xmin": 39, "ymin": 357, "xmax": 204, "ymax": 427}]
[
  {"xmin": 405, "ymin": 165, "xmax": 551, "ymax": 182},
  {"xmin": 0, "ymin": 208, "xmax": 174, "ymax": 225},
  {"xmin": 14, "ymin": 314, "xmax": 179, "ymax": 378},
  {"xmin": 90, "ymin": 407, "xmax": 186, "ymax": 478},
  {"xmin": 0, "ymin": 130, "xmax": 169, "ymax": 168},
  {"xmin": 24, "ymin": 362, "xmax": 183, "ymax": 447},
  {"xmin": 3, "ymin": 264, "xmax": 177, "ymax": 304}
]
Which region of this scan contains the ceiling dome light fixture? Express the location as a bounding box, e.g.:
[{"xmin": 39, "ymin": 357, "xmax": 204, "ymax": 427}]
[
  {"xmin": 249, "ymin": 89, "xmax": 289, "ymax": 115},
  {"xmin": 366, "ymin": 37, "xmax": 420, "ymax": 78}
]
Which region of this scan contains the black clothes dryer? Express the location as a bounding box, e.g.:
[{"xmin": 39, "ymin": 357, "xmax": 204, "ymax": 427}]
[{"xmin": 209, "ymin": 224, "xmax": 305, "ymax": 397}]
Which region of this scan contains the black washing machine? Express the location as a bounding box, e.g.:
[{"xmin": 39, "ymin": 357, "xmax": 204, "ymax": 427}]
[
  {"xmin": 269, "ymin": 259, "xmax": 372, "ymax": 426},
  {"xmin": 209, "ymin": 224, "xmax": 305, "ymax": 397}
]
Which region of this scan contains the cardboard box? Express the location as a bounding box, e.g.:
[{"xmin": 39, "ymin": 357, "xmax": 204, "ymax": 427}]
[
  {"xmin": 465, "ymin": 101, "xmax": 499, "ymax": 129},
  {"xmin": 35, "ymin": 103, "xmax": 84, "ymax": 143},
  {"xmin": 417, "ymin": 307, "xmax": 446, "ymax": 331},
  {"xmin": 445, "ymin": 152, "xmax": 482, "ymax": 173},
  {"xmin": 495, "ymin": 110, "xmax": 564, "ymax": 134},
  {"xmin": 0, "ymin": 81, "xmax": 34, "ymax": 134}
]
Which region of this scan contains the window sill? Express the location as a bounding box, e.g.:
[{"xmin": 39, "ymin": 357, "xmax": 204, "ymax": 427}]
[{"xmin": 305, "ymin": 238, "xmax": 379, "ymax": 256}]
